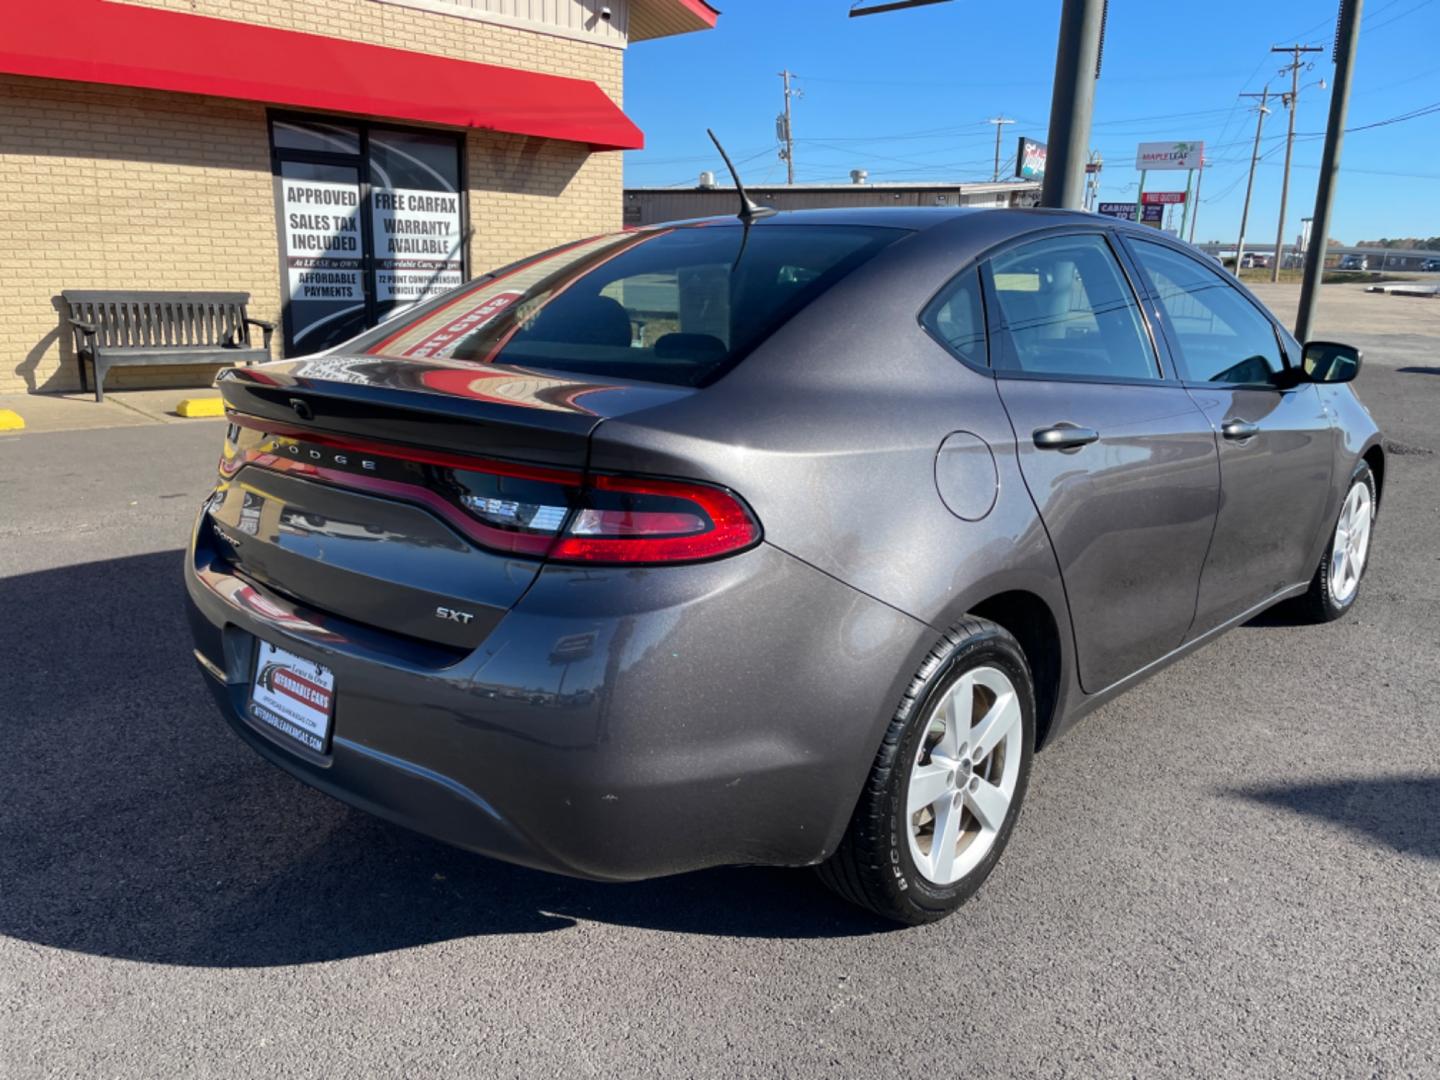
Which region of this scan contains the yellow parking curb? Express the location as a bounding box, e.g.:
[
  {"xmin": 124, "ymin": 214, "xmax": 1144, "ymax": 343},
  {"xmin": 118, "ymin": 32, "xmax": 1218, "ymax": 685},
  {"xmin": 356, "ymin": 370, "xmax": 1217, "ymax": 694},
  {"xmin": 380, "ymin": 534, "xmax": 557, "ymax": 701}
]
[
  {"xmin": 0, "ymin": 409, "xmax": 25, "ymax": 431},
  {"xmin": 176, "ymin": 397, "xmax": 226, "ymax": 419}
]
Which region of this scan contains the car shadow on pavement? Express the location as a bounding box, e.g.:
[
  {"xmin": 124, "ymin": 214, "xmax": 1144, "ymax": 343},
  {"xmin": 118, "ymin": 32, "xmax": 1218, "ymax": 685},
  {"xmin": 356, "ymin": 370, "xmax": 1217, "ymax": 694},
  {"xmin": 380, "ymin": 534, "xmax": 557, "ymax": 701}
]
[
  {"xmin": 1241, "ymin": 600, "xmax": 1314, "ymax": 628},
  {"xmin": 0, "ymin": 552, "xmax": 889, "ymax": 969},
  {"xmin": 1396, "ymin": 366, "xmax": 1440, "ymax": 375},
  {"xmin": 1230, "ymin": 777, "xmax": 1440, "ymax": 860}
]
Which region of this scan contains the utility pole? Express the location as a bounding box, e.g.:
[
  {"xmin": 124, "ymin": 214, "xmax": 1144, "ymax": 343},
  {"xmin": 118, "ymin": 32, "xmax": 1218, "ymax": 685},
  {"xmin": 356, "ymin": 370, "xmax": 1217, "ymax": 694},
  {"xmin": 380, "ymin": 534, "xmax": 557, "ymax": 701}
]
[
  {"xmin": 1234, "ymin": 89, "xmax": 1271, "ymax": 274},
  {"xmin": 777, "ymin": 70, "xmax": 798, "ymax": 185},
  {"xmin": 1270, "ymin": 44, "xmax": 1324, "ymax": 281},
  {"xmin": 1187, "ymin": 157, "xmax": 1207, "ymax": 243},
  {"xmin": 1297, "ymin": 0, "xmax": 1364, "ymax": 342},
  {"xmin": 987, "ymin": 117, "xmax": 1015, "ymax": 181},
  {"xmin": 1085, "ymin": 151, "xmax": 1103, "ymax": 210},
  {"xmin": 1040, "ymin": 0, "xmax": 1107, "ymax": 208}
]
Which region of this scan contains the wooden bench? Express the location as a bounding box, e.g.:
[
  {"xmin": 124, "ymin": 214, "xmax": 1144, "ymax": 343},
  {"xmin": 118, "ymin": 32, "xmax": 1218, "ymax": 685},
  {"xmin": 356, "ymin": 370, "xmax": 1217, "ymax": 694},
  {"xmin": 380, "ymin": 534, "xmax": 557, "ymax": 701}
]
[{"xmin": 62, "ymin": 290, "xmax": 273, "ymax": 402}]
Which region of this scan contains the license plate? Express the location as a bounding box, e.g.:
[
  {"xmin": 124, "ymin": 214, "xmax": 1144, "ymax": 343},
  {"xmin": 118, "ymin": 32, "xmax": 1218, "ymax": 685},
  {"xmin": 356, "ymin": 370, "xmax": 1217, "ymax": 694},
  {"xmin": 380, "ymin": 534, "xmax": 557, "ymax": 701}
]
[{"xmin": 249, "ymin": 640, "xmax": 335, "ymax": 754}]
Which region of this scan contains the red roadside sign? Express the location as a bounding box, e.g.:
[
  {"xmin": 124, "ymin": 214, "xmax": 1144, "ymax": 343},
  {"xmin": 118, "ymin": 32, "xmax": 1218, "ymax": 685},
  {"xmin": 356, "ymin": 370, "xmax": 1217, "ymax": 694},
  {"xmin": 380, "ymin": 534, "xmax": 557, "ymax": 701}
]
[{"xmin": 1141, "ymin": 191, "xmax": 1187, "ymax": 205}]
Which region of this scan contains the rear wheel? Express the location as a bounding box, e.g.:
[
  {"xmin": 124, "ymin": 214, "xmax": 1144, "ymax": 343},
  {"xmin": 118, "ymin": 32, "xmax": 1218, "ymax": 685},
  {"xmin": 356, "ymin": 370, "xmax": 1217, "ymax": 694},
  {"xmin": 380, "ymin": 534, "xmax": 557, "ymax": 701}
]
[
  {"xmin": 818, "ymin": 617, "xmax": 1035, "ymax": 925},
  {"xmin": 1299, "ymin": 463, "xmax": 1376, "ymax": 623}
]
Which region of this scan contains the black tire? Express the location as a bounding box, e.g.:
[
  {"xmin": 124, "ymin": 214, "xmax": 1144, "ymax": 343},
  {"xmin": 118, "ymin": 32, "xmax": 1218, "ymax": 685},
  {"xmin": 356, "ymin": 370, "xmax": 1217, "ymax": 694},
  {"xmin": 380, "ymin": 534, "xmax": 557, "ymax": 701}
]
[
  {"xmin": 817, "ymin": 616, "xmax": 1036, "ymax": 925},
  {"xmin": 1297, "ymin": 462, "xmax": 1377, "ymax": 624}
]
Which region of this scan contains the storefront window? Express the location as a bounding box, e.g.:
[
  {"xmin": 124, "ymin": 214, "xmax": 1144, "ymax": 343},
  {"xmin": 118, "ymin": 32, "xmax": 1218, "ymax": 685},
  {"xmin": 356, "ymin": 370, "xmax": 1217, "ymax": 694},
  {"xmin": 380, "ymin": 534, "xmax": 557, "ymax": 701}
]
[
  {"xmin": 368, "ymin": 129, "xmax": 465, "ymax": 324},
  {"xmin": 269, "ymin": 114, "xmax": 466, "ymax": 355}
]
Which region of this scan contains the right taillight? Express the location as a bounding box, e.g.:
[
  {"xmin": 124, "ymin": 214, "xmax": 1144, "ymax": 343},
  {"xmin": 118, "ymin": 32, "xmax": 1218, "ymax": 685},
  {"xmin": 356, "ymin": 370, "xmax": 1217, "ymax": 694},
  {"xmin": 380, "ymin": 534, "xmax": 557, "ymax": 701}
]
[
  {"xmin": 549, "ymin": 473, "xmax": 761, "ymax": 565},
  {"xmin": 449, "ymin": 465, "xmax": 761, "ymax": 565}
]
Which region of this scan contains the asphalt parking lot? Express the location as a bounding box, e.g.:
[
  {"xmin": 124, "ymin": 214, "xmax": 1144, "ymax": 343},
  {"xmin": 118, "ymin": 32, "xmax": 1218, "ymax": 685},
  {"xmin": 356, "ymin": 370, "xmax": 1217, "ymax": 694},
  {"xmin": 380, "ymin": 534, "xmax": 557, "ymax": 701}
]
[{"xmin": 2, "ymin": 283, "xmax": 1437, "ymax": 1078}]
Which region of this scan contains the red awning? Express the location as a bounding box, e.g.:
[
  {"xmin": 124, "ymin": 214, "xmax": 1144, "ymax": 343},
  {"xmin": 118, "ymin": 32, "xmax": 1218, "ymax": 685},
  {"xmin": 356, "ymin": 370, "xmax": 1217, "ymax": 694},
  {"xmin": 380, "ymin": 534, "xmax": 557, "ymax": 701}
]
[{"xmin": 1, "ymin": 0, "xmax": 644, "ymax": 151}]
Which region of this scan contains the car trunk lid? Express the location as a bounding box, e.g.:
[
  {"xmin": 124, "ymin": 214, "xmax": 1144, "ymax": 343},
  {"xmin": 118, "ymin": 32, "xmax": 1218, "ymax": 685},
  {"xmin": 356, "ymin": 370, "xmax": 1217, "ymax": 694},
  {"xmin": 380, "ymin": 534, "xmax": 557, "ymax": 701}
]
[{"xmin": 208, "ymin": 356, "xmax": 694, "ymax": 650}]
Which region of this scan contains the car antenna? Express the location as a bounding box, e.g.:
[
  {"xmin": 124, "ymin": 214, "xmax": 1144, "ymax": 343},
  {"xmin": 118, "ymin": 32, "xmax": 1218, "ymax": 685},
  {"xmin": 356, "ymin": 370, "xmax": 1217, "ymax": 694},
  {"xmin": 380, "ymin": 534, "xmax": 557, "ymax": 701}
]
[{"xmin": 707, "ymin": 128, "xmax": 776, "ymax": 223}]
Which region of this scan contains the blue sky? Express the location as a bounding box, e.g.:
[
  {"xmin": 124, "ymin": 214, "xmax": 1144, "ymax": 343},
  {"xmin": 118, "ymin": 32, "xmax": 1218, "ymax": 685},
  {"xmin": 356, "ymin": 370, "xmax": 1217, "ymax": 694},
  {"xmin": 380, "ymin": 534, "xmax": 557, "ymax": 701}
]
[{"xmin": 622, "ymin": 0, "xmax": 1440, "ymax": 244}]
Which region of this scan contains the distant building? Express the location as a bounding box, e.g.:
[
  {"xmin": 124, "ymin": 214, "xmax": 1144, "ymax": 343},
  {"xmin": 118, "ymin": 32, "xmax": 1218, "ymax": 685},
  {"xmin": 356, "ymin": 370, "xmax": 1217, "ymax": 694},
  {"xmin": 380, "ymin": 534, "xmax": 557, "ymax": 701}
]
[{"xmin": 623, "ymin": 179, "xmax": 1041, "ymax": 227}]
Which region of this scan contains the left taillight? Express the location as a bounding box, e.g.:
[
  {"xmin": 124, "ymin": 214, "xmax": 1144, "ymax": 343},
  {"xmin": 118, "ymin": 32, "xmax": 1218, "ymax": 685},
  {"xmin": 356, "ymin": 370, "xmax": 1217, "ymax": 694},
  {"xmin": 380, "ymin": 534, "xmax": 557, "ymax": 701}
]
[{"xmin": 448, "ymin": 464, "xmax": 761, "ymax": 565}]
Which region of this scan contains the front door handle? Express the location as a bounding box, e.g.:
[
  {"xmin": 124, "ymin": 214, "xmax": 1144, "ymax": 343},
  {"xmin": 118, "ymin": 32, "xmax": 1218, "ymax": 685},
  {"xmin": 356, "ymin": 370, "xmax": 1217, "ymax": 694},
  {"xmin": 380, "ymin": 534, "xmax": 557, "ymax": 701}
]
[
  {"xmin": 1221, "ymin": 419, "xmax": 1260, "ymax": 441},
  {"xmin": 1033, "ymin": 424, "xmax": 1100, "ymax": 452}
]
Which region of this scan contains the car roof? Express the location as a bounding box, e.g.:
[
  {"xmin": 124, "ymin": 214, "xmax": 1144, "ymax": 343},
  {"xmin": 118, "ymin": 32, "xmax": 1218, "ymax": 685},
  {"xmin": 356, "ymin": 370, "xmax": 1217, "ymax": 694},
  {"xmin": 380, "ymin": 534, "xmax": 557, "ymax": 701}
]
[{"xmin": 645, "ymin": 206, "xmax": 1102, "ymax": 232}]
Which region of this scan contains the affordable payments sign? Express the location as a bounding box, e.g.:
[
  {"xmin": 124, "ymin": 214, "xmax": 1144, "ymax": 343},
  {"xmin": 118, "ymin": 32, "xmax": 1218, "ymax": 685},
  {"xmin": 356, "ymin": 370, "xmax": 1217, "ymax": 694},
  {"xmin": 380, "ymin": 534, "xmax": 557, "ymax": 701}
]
[{"xmin": 1135, "ymin": 141, "xmax": 1204, "ymax": 171}]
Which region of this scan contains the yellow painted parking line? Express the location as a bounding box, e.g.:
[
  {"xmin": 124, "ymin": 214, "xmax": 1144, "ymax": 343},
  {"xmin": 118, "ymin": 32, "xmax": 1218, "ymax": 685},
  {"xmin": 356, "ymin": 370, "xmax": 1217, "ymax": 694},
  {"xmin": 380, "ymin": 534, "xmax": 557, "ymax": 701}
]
[
  {"xmin": 0, "ymin": 409, "xmax": 25, "ymax": 431},
  {"xmin": 175, "ymin": 397, "xmax": 226, "ymax": 419}
]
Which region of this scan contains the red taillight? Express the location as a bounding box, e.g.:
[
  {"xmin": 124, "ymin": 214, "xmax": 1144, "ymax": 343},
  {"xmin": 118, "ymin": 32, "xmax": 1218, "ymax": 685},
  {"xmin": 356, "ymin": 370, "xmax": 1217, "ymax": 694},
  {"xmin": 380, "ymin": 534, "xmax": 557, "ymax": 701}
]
[
  {"xmin": 223, "ymin": 416, "xmax": 760, "ymax": 565},
  {"xmin": 550, "ymin": 473, "xmax": 761, "ymax": 564}
]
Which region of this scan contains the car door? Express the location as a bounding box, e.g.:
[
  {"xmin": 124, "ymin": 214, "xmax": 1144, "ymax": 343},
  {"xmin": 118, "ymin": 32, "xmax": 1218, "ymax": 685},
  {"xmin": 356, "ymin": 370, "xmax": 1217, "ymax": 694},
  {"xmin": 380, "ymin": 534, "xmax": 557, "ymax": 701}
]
[
  {"xmin": 1122, "ymin": 237, "xmax": 1335, "ymax": 633},
  {"xmin": 984, "ymin": 230, "xmax": 1220, "ymax": 693}
]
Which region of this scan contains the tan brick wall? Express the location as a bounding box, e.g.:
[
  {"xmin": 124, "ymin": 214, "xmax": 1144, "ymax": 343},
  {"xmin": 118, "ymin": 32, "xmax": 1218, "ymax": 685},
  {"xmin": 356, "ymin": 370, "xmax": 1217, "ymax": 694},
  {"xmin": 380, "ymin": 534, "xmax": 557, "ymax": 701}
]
[
  {"xmin": 467, "ymin": 132, "xmax": 620, "ymax": 271},
  {"xmin": 0, "ymin": 4, "xmax": 626, "ymax": 394},
  {"xmin": 0, "ymin": 77, "xmax": 280, "ymax": 394}
]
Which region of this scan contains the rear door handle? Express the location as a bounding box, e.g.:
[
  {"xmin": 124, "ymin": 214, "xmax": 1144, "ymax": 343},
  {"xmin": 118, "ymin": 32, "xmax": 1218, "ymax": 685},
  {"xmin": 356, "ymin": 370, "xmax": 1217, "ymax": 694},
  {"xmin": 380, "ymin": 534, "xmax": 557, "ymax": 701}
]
[
  {"xmin": 1221, "ymin": 419, "xmax": 1260, "ymax": 441},
  {"xmin": 1033, "ymin": 424, "xmax": 1100, "ymax": 452}
]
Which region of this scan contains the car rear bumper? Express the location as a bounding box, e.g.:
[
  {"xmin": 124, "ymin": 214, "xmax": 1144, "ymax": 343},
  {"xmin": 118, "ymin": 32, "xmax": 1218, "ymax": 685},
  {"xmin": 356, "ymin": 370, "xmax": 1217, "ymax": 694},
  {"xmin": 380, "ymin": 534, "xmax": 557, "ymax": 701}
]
[{"xmin": 185, "ymin": 515, "xmax": 928, "ymax": 881}]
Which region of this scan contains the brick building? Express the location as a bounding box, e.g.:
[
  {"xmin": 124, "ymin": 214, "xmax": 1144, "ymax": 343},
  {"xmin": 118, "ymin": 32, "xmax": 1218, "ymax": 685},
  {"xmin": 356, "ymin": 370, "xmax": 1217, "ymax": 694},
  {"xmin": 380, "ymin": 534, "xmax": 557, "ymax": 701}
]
[{"xmin": 0, "ymin": 0, "xmax": 716, "ymax": 395}]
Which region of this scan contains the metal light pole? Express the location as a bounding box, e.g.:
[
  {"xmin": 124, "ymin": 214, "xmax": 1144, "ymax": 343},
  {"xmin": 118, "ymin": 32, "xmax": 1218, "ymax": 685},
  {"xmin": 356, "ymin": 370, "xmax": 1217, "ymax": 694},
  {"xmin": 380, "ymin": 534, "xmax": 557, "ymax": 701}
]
[
  {"xmin": 1297, "ymin": 0, "xmax": 1363, "ymax": 343},
  {"xmin": 1040, "ymin": 0, "xmax": 1107, "ymax": 208}
]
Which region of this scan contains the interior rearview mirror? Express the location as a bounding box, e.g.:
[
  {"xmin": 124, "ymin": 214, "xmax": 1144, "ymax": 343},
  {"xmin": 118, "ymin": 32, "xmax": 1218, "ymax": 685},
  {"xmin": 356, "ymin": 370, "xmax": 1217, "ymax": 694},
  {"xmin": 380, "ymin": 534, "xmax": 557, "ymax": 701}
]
[{"xmin": 1302, "ymin": 341, "xmax": 1362, "ymax": 384}]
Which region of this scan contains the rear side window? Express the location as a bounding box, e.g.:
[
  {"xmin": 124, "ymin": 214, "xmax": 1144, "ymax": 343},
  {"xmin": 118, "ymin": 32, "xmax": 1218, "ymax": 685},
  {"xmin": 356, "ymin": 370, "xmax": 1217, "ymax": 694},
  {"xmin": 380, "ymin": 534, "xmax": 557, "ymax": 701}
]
[
  {"xmin": 362, "ymin": 224, "xmax": 905, "ymax": 386},
  {"xmin": 925, "ymin": 269, "xmax": 987, "ymax": 367},
  {"xmin": 1128, "ymin": 239, "xmax": 1286, "ymax": 386},
  {"xmin": 988, "ymin": 233, "xmax": 1159, "ymax": 382}
]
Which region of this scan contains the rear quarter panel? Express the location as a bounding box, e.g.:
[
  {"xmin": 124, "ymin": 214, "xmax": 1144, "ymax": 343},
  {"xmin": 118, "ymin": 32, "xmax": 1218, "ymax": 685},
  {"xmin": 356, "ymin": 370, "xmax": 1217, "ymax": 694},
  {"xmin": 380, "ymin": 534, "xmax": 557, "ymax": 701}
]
[{"xmin": 587, "ymin": 214, "xmax": 1079, "ymax": 733}]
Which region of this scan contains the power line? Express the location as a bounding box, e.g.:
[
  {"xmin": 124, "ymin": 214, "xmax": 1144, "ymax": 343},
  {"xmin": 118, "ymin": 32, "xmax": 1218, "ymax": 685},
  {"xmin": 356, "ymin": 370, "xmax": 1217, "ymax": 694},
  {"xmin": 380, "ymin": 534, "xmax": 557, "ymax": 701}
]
[
  {"xmin": 791, "ymin": 124, "xmax": 993, "ymax": 145},
  {"xmin": 1294, "ymin": 98, "xmax": 1440, "ymax": 135},
  {"xmin": 1366, "ymin": 0, "xmax": 1437, "ymax": 34}
]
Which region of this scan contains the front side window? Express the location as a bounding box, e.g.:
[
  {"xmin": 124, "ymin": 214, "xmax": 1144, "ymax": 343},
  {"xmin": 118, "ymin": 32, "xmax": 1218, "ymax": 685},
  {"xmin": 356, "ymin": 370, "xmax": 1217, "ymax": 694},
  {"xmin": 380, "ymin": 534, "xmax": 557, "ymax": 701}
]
[
  {"xmin": 987, "ymin": 234, "xmax": 1159, "ymax": 382},
  {"xmin": 1128, "ymin": 240, "xmax": 1286, "ymax": 386},
  {"xmin": 360, "ymin": 224, "xmax": 905, "ymax": 387}
]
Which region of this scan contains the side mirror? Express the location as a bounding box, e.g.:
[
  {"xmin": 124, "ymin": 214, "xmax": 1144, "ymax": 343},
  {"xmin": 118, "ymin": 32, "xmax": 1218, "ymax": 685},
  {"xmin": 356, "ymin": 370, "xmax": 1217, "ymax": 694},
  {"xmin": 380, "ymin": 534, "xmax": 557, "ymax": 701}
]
[{"xmin": 1302, "ymin": 340, "xmax": 1362, "ymax": 384}]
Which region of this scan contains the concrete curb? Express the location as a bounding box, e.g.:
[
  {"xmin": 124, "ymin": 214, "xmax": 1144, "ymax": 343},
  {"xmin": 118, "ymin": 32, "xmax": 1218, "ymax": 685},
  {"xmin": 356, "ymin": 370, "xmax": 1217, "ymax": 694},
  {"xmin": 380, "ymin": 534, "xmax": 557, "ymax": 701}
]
[{"xmin": 176, "ymin": 397, "xmax": 226, "ymax": 418}]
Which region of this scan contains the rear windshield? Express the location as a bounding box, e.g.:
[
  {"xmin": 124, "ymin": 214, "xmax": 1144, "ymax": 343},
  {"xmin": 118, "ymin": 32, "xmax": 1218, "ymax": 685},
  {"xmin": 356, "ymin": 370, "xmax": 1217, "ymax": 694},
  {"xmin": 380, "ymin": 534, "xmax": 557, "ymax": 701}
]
[{"xmin": 361, "ymin": 224, "xmax": 906, "ymax": 386}]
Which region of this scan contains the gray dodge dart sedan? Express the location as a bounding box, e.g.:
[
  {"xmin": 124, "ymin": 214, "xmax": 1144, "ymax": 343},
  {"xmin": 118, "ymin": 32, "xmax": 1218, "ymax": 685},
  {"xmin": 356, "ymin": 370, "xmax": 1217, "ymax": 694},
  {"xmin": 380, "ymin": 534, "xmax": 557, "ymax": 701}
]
[{"xmin": 186, "ymin": 207, "xmax": 1383, "ymax": 924}]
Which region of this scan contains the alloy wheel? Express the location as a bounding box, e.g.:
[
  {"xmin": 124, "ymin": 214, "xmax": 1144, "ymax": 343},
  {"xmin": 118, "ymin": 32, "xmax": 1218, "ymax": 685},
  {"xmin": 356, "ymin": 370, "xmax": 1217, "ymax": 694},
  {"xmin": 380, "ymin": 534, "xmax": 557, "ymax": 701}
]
[
  {"xmin": 906, "ymin": 665, "xmax": 1023, "ymax": 886},
  {"xmin": 1329, "ymin": 480, "xmax": 1373, "ymax": 605}
]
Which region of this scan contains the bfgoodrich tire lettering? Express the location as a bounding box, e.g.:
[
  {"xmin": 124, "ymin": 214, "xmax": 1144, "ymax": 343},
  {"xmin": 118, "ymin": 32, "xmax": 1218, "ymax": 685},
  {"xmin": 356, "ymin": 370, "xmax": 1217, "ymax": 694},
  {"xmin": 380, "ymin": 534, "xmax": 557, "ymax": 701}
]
[{"xmin": 817, "ymin": 616, "xmax": 1036, "ymax": 925}]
